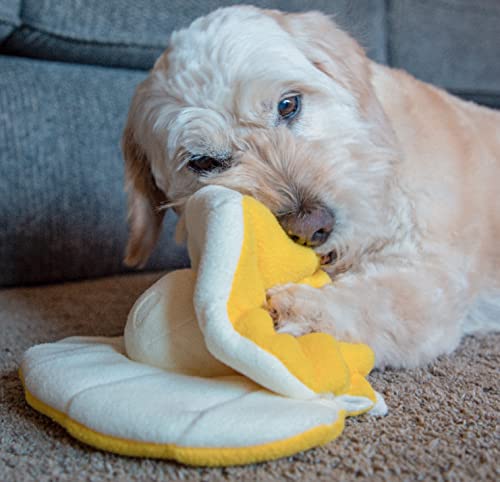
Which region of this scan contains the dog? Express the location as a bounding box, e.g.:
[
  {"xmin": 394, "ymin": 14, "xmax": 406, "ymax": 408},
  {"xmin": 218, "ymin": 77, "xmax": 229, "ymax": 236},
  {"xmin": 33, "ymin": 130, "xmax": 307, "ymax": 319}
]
[{"xmin": 121, "ymin": 6, "xmax": 500, "ymax": 369}]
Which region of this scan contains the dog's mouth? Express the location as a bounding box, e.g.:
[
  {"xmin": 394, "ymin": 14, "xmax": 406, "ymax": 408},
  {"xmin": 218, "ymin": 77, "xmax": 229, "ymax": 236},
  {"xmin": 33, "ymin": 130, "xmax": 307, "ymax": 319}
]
[{"xmin": 319, "ymin": 250, "xmax": 338, "ymax": 266}]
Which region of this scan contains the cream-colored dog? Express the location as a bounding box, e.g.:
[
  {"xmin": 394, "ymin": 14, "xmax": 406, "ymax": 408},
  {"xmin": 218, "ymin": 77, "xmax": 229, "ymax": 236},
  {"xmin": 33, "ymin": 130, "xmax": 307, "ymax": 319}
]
[{"xmin": 121, "ymin": 6, "xmax": 500, "ymax": 368}]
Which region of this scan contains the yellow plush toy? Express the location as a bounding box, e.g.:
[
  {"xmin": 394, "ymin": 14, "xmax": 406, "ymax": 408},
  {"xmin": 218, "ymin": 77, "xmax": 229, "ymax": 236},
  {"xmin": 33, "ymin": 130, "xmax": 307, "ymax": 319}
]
[
  {"xmin": 20, "ymin": 185, "xmax": 386, "ymax": 467},
  {"xmin": 225, "ymin": 194, "xmax": 376, "ymax": 399}
]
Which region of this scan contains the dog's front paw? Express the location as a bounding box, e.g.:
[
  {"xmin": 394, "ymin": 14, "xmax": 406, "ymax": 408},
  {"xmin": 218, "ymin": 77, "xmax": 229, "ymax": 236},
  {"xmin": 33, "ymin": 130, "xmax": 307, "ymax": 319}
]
[
  {"xmin": 275, "ymin": 317, "xmax": 314, "ymax": 337},
  {"xmin": 266, "ymin": 284, "xmax": 317, "ymax": 336}
]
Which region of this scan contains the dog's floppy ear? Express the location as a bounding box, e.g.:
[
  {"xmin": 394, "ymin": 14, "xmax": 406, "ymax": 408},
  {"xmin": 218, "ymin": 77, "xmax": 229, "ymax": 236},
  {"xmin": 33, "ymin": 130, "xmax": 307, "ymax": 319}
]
[
  {"xmin": 267, "ymin": 10, "xmax": 396, "ymax": 148},
  {"xmin": 122, "ymin": 50, "xmax": 174, "ymax": 268},
  {"xmin": 122, "ymin": 123, "xmax": 167, "ymax": 268}
]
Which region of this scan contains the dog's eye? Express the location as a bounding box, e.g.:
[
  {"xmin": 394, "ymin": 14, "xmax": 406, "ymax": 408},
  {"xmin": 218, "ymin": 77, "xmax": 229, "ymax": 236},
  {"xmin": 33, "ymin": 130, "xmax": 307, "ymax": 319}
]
[
  {"xmin": 278, "ymin": 94, "xmax": 301, "ymax": 121},
  {"xmin": 187, "ymin": 155, "xmax": 226, "ymax": 174}
]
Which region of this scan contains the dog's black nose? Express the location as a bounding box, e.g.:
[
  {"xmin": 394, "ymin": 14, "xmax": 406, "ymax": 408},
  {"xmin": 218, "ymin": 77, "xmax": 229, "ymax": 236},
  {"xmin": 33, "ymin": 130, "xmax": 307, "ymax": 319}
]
[{"xmin": 278, "ymin": 206, "xmax": 335, "ymax": 247}]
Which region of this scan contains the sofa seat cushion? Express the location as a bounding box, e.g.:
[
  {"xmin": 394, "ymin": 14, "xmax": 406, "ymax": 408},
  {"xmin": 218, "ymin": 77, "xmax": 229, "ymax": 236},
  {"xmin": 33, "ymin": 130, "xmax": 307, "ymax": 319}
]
[
  {"xmin": 0, "ymin": 0, "xmax": 387, "ymax": 70},
  {"xmin": 389, "ymin": 0, "xmax": 500, "ymax": 108},
  {"xmin": 0, "ymin": 56, "xmax": 188, "ymax": 287}
]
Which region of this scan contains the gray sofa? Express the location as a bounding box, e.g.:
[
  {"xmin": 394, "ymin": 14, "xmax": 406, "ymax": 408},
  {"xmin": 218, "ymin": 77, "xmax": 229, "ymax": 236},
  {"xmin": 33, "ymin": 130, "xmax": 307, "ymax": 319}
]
[{"xmin": 1, "ymin": 0, "xmax": 499, "ymax": 287}]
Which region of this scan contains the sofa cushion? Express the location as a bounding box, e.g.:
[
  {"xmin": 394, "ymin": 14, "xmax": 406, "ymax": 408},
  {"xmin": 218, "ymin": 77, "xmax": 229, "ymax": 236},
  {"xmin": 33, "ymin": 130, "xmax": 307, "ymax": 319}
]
[
  {"xmin": 0, "ymin": 0, "xmax": 21, "ymax": 42},
  {"xmin": 0, "ymin": 56, "xmax": 189, "ymax": 287},
  {"xmin": 0, "ymin": 0, "xmax": 387, "ymax": 70},
  {"xmin": 388, "ymin": 0, "xmax": 500, "ymax": 108}
]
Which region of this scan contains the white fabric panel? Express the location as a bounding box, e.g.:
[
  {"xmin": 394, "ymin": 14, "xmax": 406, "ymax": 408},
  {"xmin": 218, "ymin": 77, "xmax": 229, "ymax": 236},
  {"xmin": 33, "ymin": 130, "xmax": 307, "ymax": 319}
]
[
  {"xmin": 21, "ymin": 337, "xmax": 351, "ymax": 448},
  {"xmin": 125, "ymin": 269, "xmax": 234, "ymax": 377},
  {"xmin": 176, "ymin": 389, "xmax": 341, "ymax": 447},
  {"xmin": 185, "ymin": 186, "xmax": 316, "ymax": 399},
  {"xmin": 22, "ymin": 338, "xmax": 154, "ymax": 414}
]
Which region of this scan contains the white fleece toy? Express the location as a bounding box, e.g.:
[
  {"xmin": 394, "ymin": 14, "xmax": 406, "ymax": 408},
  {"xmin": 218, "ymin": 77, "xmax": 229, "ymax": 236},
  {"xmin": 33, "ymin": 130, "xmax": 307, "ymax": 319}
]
[{"xmin": 20, "ymin": 186, "xmax": 386, "ymax": 466}]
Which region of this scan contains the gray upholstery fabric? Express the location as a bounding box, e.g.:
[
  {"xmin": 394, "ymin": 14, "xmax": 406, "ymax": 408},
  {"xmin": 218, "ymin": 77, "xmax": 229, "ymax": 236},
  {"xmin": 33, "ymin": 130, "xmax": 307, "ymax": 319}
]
[
  {"xmin": 1, "ymin": 0, "xmax": 387, "ymax": 68},
  {"xmin": 1, "ymin": 1, "xmax": 498, "ymax": 286},
  {"xmin": 0, "ymin": 56, "xmax": 189, "ymax": 287},
  {"xmin": 388, "ymin": 0, "xmax": 500, "ymax": 107},
  {"xmin": 0, "ymin": 0, "xmax": 21, "ymax": 42}
]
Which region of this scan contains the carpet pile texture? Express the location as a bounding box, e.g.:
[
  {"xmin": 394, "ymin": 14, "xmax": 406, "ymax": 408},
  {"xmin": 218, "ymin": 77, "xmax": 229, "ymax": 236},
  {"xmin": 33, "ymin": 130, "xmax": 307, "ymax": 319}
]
[{"xmin": 1, "ymin": 273, "xmax": 498, "ymax": 481}]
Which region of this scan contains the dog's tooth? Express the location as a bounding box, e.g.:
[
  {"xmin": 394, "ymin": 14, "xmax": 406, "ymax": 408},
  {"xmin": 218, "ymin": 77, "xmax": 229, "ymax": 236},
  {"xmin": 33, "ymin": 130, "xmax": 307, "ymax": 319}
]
[{"xmin": 320, "ymin": 250, "xmax": 338, "ymax": 265}]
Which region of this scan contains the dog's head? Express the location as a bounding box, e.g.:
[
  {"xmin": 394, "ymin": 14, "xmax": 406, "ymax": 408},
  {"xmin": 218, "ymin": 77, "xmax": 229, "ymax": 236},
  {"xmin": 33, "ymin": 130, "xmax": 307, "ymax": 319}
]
[{"xmin": 122, "ymin": 6, "xmax": 400, "ymax": 272}]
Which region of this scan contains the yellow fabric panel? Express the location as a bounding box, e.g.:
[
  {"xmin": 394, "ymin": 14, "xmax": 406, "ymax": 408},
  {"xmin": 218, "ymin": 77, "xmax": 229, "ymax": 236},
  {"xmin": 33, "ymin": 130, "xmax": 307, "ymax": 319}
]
[
  {"xmin": 339, "ymin": 342, "xmax": 376, "ymax": 378},
  {"xmin": 347, "ymin": 374, "xmax": 377, "ymax": 403},
  {"xmin": 298, "ymin": 270, "xmax": 332, "ymax": 288},
  {"xmin": 245, "ymin": 196, "xmax": 320, "ymax": 288},
  {"xmin": 20, "ymin": 370, "xmax": 347, "ymax": 467},
  {"xmin": 227, "ymin": 195, "xmax": 376, "ymax": 396},
  {"xmin": 298, "ymin": 334, "xmax": 351, "ymax": 394},
  {"xmin": 226, "ymin": 203, "xmax": 265, "ymax": 323}
]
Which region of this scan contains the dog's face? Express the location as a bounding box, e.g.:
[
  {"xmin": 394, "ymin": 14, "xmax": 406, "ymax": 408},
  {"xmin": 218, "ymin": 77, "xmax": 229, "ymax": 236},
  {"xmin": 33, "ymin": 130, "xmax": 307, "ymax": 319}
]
[{"xmin": 123, "ymin": 6, "xmax": 399, "ymax": 272}]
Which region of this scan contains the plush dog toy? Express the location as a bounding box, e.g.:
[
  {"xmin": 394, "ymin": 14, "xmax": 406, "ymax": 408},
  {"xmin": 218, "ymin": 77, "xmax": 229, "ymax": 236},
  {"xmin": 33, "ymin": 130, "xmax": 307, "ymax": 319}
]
[{"xmin": 20, "ymin": 186, "xmax": 386, "ymax": 466}]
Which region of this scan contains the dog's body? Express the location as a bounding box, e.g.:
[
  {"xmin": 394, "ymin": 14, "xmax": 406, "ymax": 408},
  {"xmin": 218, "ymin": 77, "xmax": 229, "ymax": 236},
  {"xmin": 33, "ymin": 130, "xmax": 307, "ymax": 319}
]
[{"xmin": 122, "ymin": 6, "xmax": 500, "ymax": 368}]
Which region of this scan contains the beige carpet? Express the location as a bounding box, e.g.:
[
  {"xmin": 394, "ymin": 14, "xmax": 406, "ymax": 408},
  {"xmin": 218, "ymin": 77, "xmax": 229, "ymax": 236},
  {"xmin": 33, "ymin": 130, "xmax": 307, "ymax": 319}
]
[{"xmin": 1, "ymin": 273, "xmax": 498, "ymax": 481}]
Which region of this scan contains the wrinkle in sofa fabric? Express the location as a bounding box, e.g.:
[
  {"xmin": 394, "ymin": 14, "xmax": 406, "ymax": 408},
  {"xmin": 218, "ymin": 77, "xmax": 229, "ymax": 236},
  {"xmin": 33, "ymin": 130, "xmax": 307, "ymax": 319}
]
[
  {"xmin": 0, "ymin": 0, "xmax": 21, "ymax": 43},
  {"xmin": 0, "ymin": 0, "xmax": 387, "ymax": 69}
]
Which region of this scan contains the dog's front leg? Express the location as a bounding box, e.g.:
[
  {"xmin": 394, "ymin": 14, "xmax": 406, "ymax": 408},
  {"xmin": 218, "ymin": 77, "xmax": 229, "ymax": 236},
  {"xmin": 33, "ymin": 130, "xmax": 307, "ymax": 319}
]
[{"xmin": 267, "ymin": 262, "xmax": 470, "ymax": 368}]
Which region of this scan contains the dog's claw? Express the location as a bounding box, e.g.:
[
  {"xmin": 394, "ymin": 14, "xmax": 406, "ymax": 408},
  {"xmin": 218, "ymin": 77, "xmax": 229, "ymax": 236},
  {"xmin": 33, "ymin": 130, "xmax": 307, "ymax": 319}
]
[{"xmin": 268, "ymin": 306, "xmax": 279, "ymax": 322}]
